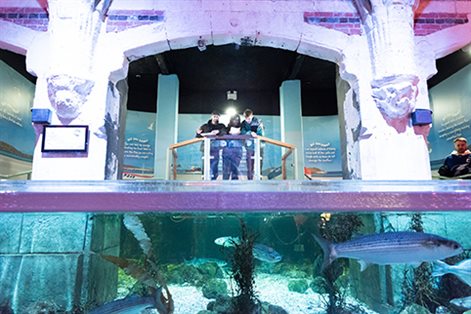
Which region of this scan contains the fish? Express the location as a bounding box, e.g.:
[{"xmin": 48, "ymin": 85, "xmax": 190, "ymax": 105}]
[
  {"xmin": 253, "ymin": 243, "xmax": 282, "ymax": 263},
  {"xmin": 89, "ymin": 287, "xmax": 170, "ymax": 314},
  {"xmin": 214, "ymin": 236, "xmax": 241, "ymax": 247},
  {"xmin": 184, "ymin": 257, "xmax": 227, "ymax": 267},
  {"xmin": 432, "ymin": 259, "xmax": 471, "ymax": 286},
  {"xmin": 450, "ymin": 296, "xmax": 471, "ymax": 309},
  {"xmin": 215, "ymin": 237, "xmax": 282, "ymax": 263},
  {"xmin": 312, "ymin": 231, "xmax": 463, "ymax": 272}
]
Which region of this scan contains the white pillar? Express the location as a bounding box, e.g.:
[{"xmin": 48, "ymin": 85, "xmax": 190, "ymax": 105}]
[
  {"xmin": 338, "ymin": 0, "xmax": 431, "ymax": 180},
  {"xmin": 280, "ymin": 80, "xmax": 305, "ymax": 180},
  {"xmin": 154, "ymin": 74, "xmax": 179, "ymax": 179}
]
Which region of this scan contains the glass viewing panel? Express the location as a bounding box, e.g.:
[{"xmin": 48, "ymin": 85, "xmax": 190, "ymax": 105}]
[{"xmin": 0, "ymin": 180, "xmax": 470, "ymax": 314}]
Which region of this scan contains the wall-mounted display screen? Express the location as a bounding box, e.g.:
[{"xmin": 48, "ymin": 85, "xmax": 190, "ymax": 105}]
[{"xmin": 41, "ymin": 125, "xmax": 89, "ymax": 152}]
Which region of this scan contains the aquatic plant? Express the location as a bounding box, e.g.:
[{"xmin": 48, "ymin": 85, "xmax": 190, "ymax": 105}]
[
  {"xmin": 230, "ymin": 219, "xmax": 259, "ymax": 313},
  {"xmin": 100, "ymin": 214, "xmax": 174, "ymax": 314},
  {"xmin": 317, "ymin": 214, "xmax": 364, "ymax": 314},
  {"xmin": 400, "ymin": 213, "xmax": 439, "ymax": 312}
]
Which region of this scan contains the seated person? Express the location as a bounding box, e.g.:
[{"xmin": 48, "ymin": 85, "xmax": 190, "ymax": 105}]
[{"xmin": 438, "ymin": 137, "xmax": 471, "ymax": 177}]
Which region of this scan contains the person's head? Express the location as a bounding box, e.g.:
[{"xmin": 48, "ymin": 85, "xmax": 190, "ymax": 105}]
[
  {"xmin": 229, "ymin": 114, "xmax": 241, "ymax": 127},
  {"xmin": 210, "ymin": 111, "xmax": 220, "ymax": 124},
  {"xmin": 243, "ymin": 109, "xmax": 253, "ymax": 123},
  {"xmin": 454, "ymin": 137, "xmax": 468, "ymax": 154}
]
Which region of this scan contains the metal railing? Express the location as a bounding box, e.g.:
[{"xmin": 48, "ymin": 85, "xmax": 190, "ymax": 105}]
[
  {"xmin": 0, "ymin": 170, "xmax": 32, "ymax": 180},
  {"xmin": 168, "ymin": 135, "xmax": 296, "ymax": 180}
]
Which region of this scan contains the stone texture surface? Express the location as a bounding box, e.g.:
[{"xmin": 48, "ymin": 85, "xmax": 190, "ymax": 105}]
[
  {"xmin": 20, "ymin": 213, "xmax": 88, "ymax": 253},
  {"xmin": 0, "ymin": 254, "xmax": 82, "ymax": 312},
  {"xmin": 0, "ymin": 214, "xmax": 23, "ymax": 253}
]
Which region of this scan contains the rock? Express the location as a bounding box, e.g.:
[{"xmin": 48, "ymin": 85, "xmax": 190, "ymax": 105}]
[
  {"xmin": 208, "ymin": 296, "xmax": 232, "ymax": 313},
  {"xmin": 309, "ymin": 276, "xmax": 327, "ymax": 294},
  {"xmin": 197, "ymin": 311, "xmax": 217, "ymax": 314},
  {"xmin": 399, "ymin": 304, "xmax": 432, "ymax": 314},
  {"xmin": 198, "ymin": 262, "xmax": 224, "ymax": 278},
  {"xmin": 202, "ymin": 279, "xmax": 228, "ymax": 299},
  {"xmin": 261, "ymin": 302, "xmax": 289, "ymax": 314},
  {"xmin": 287, "ymin": 279, "xmax": 309, "ymax": 293}
]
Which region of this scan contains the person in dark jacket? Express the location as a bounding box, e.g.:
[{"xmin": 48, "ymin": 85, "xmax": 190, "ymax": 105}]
[
  {"xmin": 439, "ymin": 137, "xmax": 471, "ymax": 177},
  {"xmin": 222, "ymin": 114, "xmax": 243, "ymax": 180},
  {"xmin": 240, "ymin": 108, "xmax": 264, "ymax": 180},
  {"xmin": 196, "ymin": 111, "xmax": 226, "ymax": 180}
]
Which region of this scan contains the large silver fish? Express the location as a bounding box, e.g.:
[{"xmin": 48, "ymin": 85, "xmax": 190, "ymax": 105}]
[
  {"xmin": 214, "ymin": 236, "xmax": 282, "ymax": 263},
  {"xmin": 312, "ymin": 231, "xmax": 463, "ymax": 271},
  {"xmin": 432, "ymin": 259, "xmax": 471, "ymax": 286},
  {"xmin": 450, "ymin": 296, "xmax": 471, "ymax": 309}
]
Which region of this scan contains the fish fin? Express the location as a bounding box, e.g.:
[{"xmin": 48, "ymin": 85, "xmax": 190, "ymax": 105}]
[
  {"xmin": 358, "ymin": 260, "xmax": 370, "ymax": 272},
  {"xmin": 312, "ymin": 234, "xmax": 335, "ymax": 272},
  {"xmin": 431, "ymin": 260, "xmax": 449, "ymax": 277},
  {"xmin": 410, "ymin": 262, "xmax": 422, "ymax": 268}
]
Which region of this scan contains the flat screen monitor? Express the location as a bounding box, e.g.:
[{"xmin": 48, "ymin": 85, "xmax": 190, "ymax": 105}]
[{"xmin": 41, "ymin": 125, "xmax": 89, "ymax": 152}]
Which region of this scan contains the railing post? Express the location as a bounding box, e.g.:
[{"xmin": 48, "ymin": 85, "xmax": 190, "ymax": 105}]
[
  {"xmin": 254, "ymin": 138, "xmax": 261, "ymax": 180},
  {"xmin": 203, "ymin": 137, "xmax": 211, "ymax": 181}
]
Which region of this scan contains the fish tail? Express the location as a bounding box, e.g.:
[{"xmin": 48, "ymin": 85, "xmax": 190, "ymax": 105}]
[
  {"xmin": 431, "ymin": 260, "xmax": 449, "ymax": 277},
  {"xmin": 312, "ymin": 234, "xmax": 335, "ymax": 272}
]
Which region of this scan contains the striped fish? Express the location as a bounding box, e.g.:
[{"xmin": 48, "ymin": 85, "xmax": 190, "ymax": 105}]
[{"xmin": 313, "ymin": 231, "xmax": 463, "ymax": 271}]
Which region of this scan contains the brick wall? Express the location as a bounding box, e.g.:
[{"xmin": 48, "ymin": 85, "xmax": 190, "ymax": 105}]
[
  {"xmin": 304, "ymin": 11, "xmax": 469, "ymax": 36},
  {"xmin": 414, "ymin": 13, "xmax": 469, "ymax": 35},
  {"xmin": 0, "ymin": 5, "xmax": 469, "ymax": 36},
  {"xmin": 0, "ymin": 7, "xmax": 48, "ymax": 32},
  {"xmin": 106, "ymin": 10, "xmax": 164, "ymax": 33},
  {"xmin": 304, "ymin": 12, "xmax": 362, "ymax": 35}
]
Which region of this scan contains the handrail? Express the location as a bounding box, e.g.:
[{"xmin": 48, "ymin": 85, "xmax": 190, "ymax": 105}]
[
  {"xmin": 0, "ymin": 170, "xmax": 32, "ymax": 179},
  {"xmin": 168, "ymin": 135, "xmax": 296, "ymax": 180},
  {"xmin": 257, "ymin": 135, "xmax": 295, "ymax": 149},
  {"xmin": 169, "ymin": 137, "xmax": 203, "ymax": 150}
]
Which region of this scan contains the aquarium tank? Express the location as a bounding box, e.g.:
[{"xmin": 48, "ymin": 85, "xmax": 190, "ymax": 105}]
[{"xmin": 0, "ymin": 180, "xmax": 470, "ymax": 314}]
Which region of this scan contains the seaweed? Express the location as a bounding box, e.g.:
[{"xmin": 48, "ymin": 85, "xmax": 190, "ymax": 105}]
[
  {"xmin": 400, "ymin": 213, "xmax": 439, "ymax": 312},
  {"xmin": 230, "ymin": 219, "xmax": 259, "ymax": 314},
  {"xmin": 100, "ymin": 214, "xmax": 174, "ymax": 314},
  {"xmin": 318, "ymin": 214, "xmax": 364, "ymax": 314}
]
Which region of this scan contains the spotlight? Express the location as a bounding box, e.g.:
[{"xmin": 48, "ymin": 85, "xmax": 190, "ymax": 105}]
[{"xmin": 225, "ymin": 107, "xmax": 237, "ymax": 117}]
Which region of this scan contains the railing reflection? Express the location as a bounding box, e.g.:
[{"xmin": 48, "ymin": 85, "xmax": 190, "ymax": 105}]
[{"xmin": 168, "ymin": 135, "xmax": 296, "ymax": 181}]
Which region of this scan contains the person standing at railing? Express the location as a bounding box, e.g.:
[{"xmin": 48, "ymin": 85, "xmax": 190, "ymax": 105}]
[
  {"xmin": 196, "ymin": 111, "xmax": 226, "ymax": 180},
  {"xmin": 241, "ymin": 108, "xmax": 264, "ymax": 180},
  {"xmin": 222, "ymin": 114, "xmax": 243, "ymax": 180}
]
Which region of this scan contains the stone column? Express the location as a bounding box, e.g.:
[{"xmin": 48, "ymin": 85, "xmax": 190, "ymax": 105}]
[
  {"xmin": 339, "ymin": 0, "xmax": 431, "ymax": 179},
  {"xmin": 280, "ymin": 80, "xmax": 305, "ymax": 180},
  {"xmin": 0, "ymin": 0, "xmax": 127, "ymax": 311}
]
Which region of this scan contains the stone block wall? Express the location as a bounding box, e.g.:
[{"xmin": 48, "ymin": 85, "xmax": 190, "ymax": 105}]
[{"xmin": 0, "ymin": 213, "xmax": 121, "ymax": 312}]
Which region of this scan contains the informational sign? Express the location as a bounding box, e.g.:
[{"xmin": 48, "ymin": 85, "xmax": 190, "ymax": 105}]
[
  {"xmin": 122, "ymin": 110, "xmax": 156, "ymax": 179},
  {"xmin": 0, "ymin": 60, "xmax": 35, "ymax": 164},
  {"xmin": 428, "ymin": 63, "xmax": 471, "ymax": 167},
  {"xmin": 303, "ymin": 116, "xmax": 342, "ymax": 177}
]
